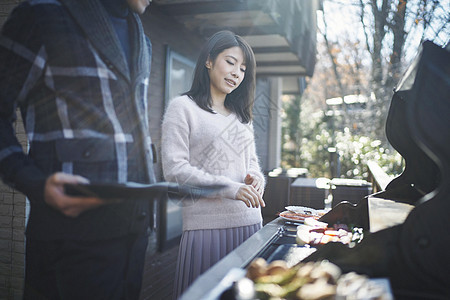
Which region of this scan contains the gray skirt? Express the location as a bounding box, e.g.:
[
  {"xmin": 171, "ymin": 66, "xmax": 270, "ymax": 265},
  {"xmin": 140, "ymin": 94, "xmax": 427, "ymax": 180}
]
[{"xmin": 173, "ymin": 223, "xmax": 262, "ymax": 299}]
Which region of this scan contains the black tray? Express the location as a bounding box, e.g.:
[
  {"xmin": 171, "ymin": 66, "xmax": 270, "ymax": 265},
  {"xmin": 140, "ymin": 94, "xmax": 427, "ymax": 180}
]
[{"xmin": 64, "ymin": 181, "xmax": 225, "ymax": 200}]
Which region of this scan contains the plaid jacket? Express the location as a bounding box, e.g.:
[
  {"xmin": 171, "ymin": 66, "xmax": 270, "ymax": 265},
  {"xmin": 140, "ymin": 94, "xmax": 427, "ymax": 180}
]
[{"xmin": 0, "ymin": 0, "xmax": 156, "ymax": 240}]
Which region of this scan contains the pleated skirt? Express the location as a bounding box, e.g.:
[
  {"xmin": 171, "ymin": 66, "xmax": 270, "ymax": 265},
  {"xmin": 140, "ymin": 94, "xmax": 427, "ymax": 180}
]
[{"xmin": 173, "ymin": 223, "xmax": 262, "ymax": 299}]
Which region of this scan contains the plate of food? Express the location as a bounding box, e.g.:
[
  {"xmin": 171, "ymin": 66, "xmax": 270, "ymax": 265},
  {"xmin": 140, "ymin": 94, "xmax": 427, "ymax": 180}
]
[
  {"xmin": 279, "ymin": 211, "xmax": 321, "ymax": 223},
  {"xmin": 279, "ymin": 206, "xmax": 326, "ymax": 223},
  {"xmin": 285, "ymin": 206, "xmax": 318, "ymax": 215},
  {"xmin": 240, "ymin": 258, "xmax": 392, "ymax": 300},
  {"xmin": 296, "ymin": 218, "xmax": 364, "ymax": 247}
]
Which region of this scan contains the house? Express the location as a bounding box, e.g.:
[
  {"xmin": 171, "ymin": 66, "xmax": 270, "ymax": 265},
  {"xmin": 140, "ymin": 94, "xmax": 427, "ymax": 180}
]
[
  {"xmin": 0, "ymin": 0, "xmax": 321, "ymax": 298},
  {"xmin": 146, "ymin": 0, "xmax": 320, "ymax": 175}
]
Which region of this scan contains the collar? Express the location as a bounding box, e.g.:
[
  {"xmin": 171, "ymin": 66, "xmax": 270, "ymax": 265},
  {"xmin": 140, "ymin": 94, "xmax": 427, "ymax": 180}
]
[{"xmin": 59, "ymin": 0, "xmax": 134, "ymax": 82}]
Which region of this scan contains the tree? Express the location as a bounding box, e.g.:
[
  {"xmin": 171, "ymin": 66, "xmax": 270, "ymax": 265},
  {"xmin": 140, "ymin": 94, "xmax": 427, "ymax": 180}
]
[
  {"xmin": 320, "ymin": 0, "xmax": 449, "ymax": 139},
  {"xmin": 281, "ymin": 95, "xmax": 302, "ymax": 168},
  {"xmin": 281, "ymin": 0, "xmax": 448, "ymax": 178}
]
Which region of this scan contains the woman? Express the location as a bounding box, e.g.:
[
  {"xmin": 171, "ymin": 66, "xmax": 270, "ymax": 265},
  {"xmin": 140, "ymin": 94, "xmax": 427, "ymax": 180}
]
[{"xmin": 161, "ymin": 30, "xmax": 265, "ymax": 298}]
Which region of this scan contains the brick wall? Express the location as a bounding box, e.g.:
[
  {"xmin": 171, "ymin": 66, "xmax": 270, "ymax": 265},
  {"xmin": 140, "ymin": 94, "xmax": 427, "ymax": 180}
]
[{"xmin": 0, "ymin": 117, "xmax": 27, "ymax": 300}]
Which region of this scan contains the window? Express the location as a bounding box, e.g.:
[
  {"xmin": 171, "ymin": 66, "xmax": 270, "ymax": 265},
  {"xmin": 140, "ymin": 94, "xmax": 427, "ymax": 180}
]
[{"xmin": 164, "ymin": 46, "xmax": 195, "ymax": 106}]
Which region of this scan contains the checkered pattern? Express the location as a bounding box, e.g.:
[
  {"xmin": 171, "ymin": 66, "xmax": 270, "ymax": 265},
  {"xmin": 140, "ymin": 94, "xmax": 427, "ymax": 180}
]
[{"xmin": 0, "ymin": 0, "xmax": 155, "ymax": 240}]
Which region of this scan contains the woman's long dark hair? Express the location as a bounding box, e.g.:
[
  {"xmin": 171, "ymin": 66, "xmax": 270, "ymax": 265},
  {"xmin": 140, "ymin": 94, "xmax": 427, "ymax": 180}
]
[{"xmin": 184, "ymin": 30, "xmax": 256, "ymax": 124}]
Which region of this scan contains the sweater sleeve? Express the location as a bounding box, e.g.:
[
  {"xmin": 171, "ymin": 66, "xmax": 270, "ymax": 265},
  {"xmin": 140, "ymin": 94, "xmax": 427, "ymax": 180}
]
[
  {"xmin": 161, "ymin": 98, "xmax": 243, "ymax": 199},
  {"xmin": 247, "ymin": 123, "xmax": 266, "ymax": 188},
  {"xmin": 0, "ymin": 3, "xmax": 47, "ymax": 203}
]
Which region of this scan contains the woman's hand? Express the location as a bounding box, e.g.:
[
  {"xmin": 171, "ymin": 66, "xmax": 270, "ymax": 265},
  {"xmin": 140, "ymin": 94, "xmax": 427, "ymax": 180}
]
[
  {"xmin": 44, "ymin": 172, "xmax": 106, "ymax": 218},
  {"xmin": 245, "ymin": 174, "xmax": 264, "ymax": 196},
  {"xmin": 236, "ymin": 184, "xmax": 265, "ymax": 208}
]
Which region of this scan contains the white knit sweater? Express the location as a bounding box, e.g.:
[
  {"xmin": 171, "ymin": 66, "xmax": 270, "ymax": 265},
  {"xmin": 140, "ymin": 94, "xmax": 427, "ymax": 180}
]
[{"xmin": 161, "ymin": 95, "xmax": 265, "ymax": 231}]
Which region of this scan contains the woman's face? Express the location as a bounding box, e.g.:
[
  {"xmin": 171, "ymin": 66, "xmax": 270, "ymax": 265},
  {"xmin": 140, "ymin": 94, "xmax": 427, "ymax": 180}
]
[{"xmin": 206, "ymin": 46, "xmax": 246, "ymax": 100}]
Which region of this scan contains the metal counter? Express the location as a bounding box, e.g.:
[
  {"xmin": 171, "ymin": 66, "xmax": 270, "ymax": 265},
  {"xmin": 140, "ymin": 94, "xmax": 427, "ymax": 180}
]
[{"xmin": 179, "ymin": 212, "xmax": 396, "ymax": 300}]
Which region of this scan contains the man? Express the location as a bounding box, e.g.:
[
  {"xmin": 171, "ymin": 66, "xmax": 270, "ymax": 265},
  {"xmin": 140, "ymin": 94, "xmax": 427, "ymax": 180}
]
[{"xmin": 0, "ymin": 0, "xmax": 154, "ymax": 298}]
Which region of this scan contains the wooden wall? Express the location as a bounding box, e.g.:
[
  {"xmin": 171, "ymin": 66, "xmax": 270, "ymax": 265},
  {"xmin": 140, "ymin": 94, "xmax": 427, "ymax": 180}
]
[{"xmin": 142, "ymin": 5, "xmax": 204, "ymax": 181}]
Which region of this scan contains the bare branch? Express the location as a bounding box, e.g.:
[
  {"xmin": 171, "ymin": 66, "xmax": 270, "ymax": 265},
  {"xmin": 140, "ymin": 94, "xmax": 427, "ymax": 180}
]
[
  {"xmin": 321, "ymin": 5, "xmax": 346, "ymax": 98},
  {"xmin": 359, "ymin": 0, "xmax": 373, "ymax": 55}
]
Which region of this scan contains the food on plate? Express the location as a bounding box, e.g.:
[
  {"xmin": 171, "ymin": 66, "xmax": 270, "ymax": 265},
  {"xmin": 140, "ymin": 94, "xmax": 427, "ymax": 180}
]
[
  {"xmin": 296, "ymin": 218, "xmax": 363, "ymax": 246},
  {"xmin": 243, "ymin": 258, "xmax": 388, "ymax": 300},
  {"xmin": 285, "ymin": 206, "xmax": 323, "ymax": 215},
  {"xmin": 303, "ymin": 218, "xmax": 328, "ymax": 228},
  {"xmin": 246, "ymin": 260, "xmax": 340, "ymax": 299},
  {"xmin": 279, "ymin": 206, "xmax": 327, "ymax": 223},
  {"xmin": 296, "ymin": 277, "xmax": 336, "ymax": 300},
  {"xmin": 246, "ymin": 257, "xmax": 268, "ymax": 280},
  {"xmin": 336, "ymin": 272, "xmax": 387, "ymax": 299},
  {"xmin": 279, "ymin": 211, "xmax": 321, "ymax": 222},
  {"xmin": 266, "ymin": 260, "xmax": 289, "ymax": 275}
]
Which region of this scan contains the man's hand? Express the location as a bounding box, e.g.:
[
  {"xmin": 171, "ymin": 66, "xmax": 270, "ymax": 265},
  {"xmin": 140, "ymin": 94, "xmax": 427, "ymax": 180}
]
[
  {"xmin": 44, "ymin": 172, "xmax": 106, "ymax": 218},
  {"xmin": 244, "ymin": 174, "xmax": 264, "ymax": 196},
  {"xmin": 236, "ymin": 184, "xmax": 265, "ymax": 208}
]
